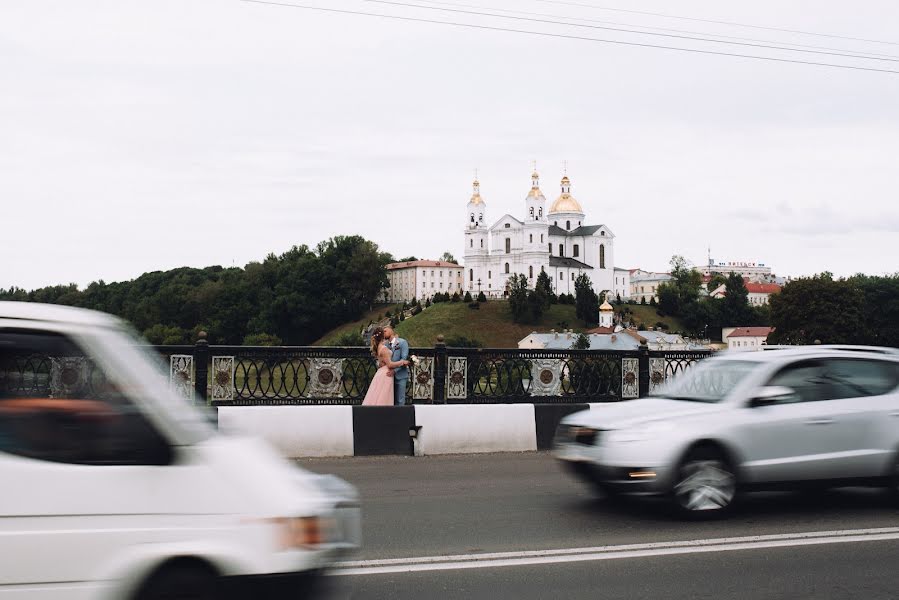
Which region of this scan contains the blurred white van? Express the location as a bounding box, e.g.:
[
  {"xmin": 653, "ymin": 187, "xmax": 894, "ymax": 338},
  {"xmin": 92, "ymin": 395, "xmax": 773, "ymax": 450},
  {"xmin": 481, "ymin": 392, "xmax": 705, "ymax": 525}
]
[{"xmin": 0, "ymin": 302, "xmax": 359, "ymax": 599}]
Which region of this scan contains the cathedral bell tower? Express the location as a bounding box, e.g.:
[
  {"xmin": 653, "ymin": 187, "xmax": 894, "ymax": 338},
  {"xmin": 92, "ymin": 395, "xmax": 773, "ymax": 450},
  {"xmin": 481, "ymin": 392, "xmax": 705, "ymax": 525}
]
[
  {"xmin": 524, "ymin": 170, "xmax": 546, "ymax": 223},
  {"xmin": 464, "ymin": 177, "xmax": 488, "ymax": 259}
]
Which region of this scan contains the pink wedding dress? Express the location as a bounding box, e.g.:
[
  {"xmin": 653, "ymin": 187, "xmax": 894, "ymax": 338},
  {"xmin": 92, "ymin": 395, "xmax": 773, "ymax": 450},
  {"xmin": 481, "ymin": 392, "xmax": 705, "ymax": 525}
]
[{"xmin": 362, "ymin": 346, "xmax": 395, "ymax": 406}]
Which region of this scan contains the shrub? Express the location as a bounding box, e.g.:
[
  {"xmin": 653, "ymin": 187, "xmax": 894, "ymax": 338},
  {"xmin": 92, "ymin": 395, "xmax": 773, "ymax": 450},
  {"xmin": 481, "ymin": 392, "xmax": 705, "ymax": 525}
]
[
  {"xmin": 411, "ymin": 306, "xmax": 422, "ymax": 316},
  {"xmin": 445, "ymin": 335, "xmax": 483, "ymax": 348},
  {"xmin": 242, "ymin": 332, "xmax": 283, "ymax": 346},
  {"xmin": 451, "ymin": 292, "xmax": 460, "ymax": 303},
  {"xmin": 463, "ymin": 291, "xmax": 473, "ymax": 302},
  {"xmin": 331, "ymin": 331, "xmax": 364, "ymax": 346},
  {"xmin": 477, "ymin": 291, "xmax": 487, "ymax": 303},
  {"xmin": 399, "ymin": 312, "xmax": 405, "ymax": 321}
]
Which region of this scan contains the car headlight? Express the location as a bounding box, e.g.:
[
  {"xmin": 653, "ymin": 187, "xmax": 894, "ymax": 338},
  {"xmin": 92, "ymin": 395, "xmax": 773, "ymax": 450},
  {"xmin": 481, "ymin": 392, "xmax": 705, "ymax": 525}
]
[{"xmin": 605, "ymin": 421, "xmax": 674, "ymax": 444}]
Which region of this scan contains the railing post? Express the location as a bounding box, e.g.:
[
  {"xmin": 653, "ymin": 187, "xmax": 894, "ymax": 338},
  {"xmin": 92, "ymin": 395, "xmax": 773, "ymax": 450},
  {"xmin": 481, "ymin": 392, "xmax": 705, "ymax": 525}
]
[
  {"xmin": 433, "ymin": 334, "xmax": 447, "ymax": 404},
  {"xmin": 194, "ymin": 331, "xmax": 209, "ymax": 404},
  {"xmin": 638, "ymin": 342, "xmax": 650, "ymax": 398}
]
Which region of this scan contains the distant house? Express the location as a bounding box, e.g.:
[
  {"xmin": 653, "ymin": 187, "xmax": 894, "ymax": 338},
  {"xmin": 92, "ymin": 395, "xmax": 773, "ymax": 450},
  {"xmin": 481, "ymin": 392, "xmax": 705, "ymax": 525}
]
[
  {"xmin": 629, "ymin": 270, "xmax": 673, "ymax": 303},
  {"xmin": 518, "ymin": 328, "xmax": 709, "ymax": 351},
  {"xmin": 518, "ymin": 330, "xmax": 640, "ymax": 351},
  {"xmin": 725, "ymin": 326, "xmax": 775, "ymax": 351},
  {"xmin": 709, "ymin": 282, "xmax": 782, "ymax": 306}
]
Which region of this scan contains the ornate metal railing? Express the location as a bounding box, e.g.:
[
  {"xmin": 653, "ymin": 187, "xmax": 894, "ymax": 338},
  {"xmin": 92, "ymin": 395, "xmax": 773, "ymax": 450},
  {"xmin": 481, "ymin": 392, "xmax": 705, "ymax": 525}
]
[
  {"xmin": 149, "ymin": 337, "xmax": 711, "ymax": 406},
  {"xmin": 1, "ymin": 340, "xmax": 712, "ymax": 406}
]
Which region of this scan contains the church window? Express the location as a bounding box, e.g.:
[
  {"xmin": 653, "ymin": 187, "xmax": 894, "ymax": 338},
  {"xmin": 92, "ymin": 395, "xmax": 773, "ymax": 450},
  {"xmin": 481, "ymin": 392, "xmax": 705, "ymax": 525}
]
[
  {"xmin": 505, "ymin": 238, "xmax": 511, "ymax": 254},
  {"xmin": 529, "ymin": 266, "xmax": 533, "ymax": 279},
  {"xmin": 431, "ymin": 282, "xmax": 434, "ymax": 288},
  {"xmin": 539, "ymin": 207, "xmax": 543, "ymax": 218},
  {"xmin": 548, "ymin": 243, "xmax": 552, "ymax": 253},
  {"xmin": 571, "ymin": 272, "xmax": 574, "ymax": 280},
  {"xmin": 601, "ymin": 231, "xmax": 605, "ymax": 236},
  {"xmin": 469, "ymin": 269, "xmax": 473, "ymax": 282},
  {"xmin": 470, "ymin": 239, "xmax": 473, "ymax": 248},
  {"xmin": 559, "ymin": 246, "xmax": 564, "ymax": 257},
  {"xmin": 566, "ymin": 220, "xmax": 571, "ymax": 230},
  {"xmin": 488, "ymin": 271, "xmax": 492, "ymax": 279},
  {"xmin": 540, "ymin": 234, "xmax": 544, "ymax": 243},
  {"xmin": 559, "ymin": 272, "xmax": 563, "ymax": 280},
  {"xmin": 600, "ymin": 244, "xmax": 606, "ymax": 269},
  {"xmin": 470, "ymin": 213, "xmax": 475, "ymax": 223},
  {"xmin": 529, "ymin": 234, "xmax": 533, "ymax": 243},
  {"xmin": 505, "ymin": 263, "xmax": 510, "ymax": 274},
  {"xmin": 479, "ymin": 213, "xmax": 483, "ymax": 222},
  {"xmin": 573, "ymin": 244, "xmax": 579, "ymax": 257},
  {"xmin": 440, "ymin": 271, "xmax": 443, "ymax": 277},
  {"xmin": 505, "ymin": 223, "xmax": 511, "ymax": 228},
  {"xmin": 480, "ymin": 239, "xmax": 484, "ymax": 248},
  {"xmin": 529, "ymin": 207, "xmax": 534, "ymax": 218}
]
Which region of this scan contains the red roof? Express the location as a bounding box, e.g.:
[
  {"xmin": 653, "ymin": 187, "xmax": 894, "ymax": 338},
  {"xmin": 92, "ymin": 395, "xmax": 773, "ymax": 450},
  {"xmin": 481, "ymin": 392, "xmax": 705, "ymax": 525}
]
[
  {"xmin": 745, "ymin": 283, "xmax": 781, "ymax": 294},
  {"xmin": 387, "ymin": 260, "xmax": 460, "ymax": 270},
  {"xmin": 727, "ymin": 327, "xmax": 775, "ymax": 339},
  {"xmin": 586, "ymin": 326, "xmax": 615, "ymax": 334}
]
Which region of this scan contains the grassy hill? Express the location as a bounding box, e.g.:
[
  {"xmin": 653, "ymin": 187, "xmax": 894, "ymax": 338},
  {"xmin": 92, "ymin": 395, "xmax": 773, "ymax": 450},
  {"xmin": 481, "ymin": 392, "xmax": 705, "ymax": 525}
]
[
  {"xmin": 312, "ymin": 300, "xmax": 689, "ymax": 349},
  {"xmin": 394, "ymin": 302, "xmax": 584, "ymax": 348},
  {"xmin": 615, "ymin": 303, "xmax": 687, "ymax": 334},
  {"xmin": 313, "ymin": 303, "xmax": 403, "ymax": 346}
]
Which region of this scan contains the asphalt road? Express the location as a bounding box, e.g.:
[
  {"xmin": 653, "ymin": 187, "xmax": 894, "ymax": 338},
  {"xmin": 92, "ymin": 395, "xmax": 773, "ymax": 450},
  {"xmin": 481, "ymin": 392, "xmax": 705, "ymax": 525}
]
[{"xmin": 298, "ymin": 452, "xmax": 899, "ymax": 599}]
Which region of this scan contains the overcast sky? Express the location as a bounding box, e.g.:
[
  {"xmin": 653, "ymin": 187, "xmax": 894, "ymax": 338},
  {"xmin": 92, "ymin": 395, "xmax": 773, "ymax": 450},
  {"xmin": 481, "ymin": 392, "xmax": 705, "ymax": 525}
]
[{"xmin": 3, "ymin": 0, "xmax": 898, "ymax": 291}]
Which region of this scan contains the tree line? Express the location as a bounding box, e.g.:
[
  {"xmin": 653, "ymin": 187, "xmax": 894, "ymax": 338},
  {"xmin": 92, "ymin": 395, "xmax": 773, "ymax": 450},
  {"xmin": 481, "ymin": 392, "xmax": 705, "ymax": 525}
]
[{"xmin": 0, "ymin": 235, "xmax": 393, "ymax": 346}]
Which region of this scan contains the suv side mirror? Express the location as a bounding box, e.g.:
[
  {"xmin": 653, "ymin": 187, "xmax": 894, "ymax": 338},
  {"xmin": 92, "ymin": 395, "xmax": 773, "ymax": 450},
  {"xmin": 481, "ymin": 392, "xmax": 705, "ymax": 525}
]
[{"xmin": 749, "ymin": 386, "xmax": 796, "ymax": 408}]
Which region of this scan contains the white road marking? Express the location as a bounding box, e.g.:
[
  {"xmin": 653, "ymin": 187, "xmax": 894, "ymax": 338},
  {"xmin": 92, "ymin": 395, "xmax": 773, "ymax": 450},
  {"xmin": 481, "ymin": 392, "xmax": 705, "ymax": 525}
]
[{"xmin": 333, "ymin": 527, "xmax": 899, "ymax": 575}]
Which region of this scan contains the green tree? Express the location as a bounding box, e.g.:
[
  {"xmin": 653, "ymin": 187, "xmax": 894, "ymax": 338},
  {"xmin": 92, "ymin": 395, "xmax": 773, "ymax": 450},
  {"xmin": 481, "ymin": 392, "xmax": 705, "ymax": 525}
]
[
  {"xmin": 463, "ymin": 291, "xmax": 473, "ymax": 303},
  {"xmin": 574, "ymin": 273, "xmax": 599, "ymax": 326},
  {"xmin": 769, "ymin": 274, "xmax": 865, "ymax": 344},
  {"xmin": 535, "ymin": 270, "xmax": 554, "ymax": 308},
  {"xmin": 720, "ymin": 272, "xmax": 754, "ymax": 326},
  {"xmin": 571, "ymin": 332, "xmax": 591, "ymax": 350},
  {"xmin": 476, "ymin": 291, "xmax": 487, "ymax": 303},
  {"xmin": 508, "ymin": 274, "xmax": 542, "ymax": 324},
  {"xmin": 440, "ymin": 251, "xmax": 457, "ymax": 264}
]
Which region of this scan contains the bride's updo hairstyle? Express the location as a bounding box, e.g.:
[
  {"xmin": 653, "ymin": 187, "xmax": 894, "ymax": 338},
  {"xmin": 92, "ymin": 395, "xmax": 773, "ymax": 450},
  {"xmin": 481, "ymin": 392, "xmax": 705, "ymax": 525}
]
[{"xmin": 370, "ymin": 327, "xmax": 385, "ymax": 358}]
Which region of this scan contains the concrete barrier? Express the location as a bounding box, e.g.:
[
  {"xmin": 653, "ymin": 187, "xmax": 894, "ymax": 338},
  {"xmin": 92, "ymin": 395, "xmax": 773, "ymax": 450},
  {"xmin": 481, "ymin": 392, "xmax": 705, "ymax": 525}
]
[
  {"xmin": 413, "ymin": 405, "xmax": 537, "ymax": 455},
  {"xmin": 218, "ymin": 406, "xmax": 354, "ymax": 458}
]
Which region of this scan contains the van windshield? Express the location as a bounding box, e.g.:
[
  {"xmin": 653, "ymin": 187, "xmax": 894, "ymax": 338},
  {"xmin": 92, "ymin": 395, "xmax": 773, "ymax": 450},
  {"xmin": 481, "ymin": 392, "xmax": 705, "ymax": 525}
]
[
  {"xmin": 83, "ymin": 327, "xmax": 216, "ymax": 444},
  {"xmin": 652, "ymin": 359, "xmax": 757, "ymax": 403}
]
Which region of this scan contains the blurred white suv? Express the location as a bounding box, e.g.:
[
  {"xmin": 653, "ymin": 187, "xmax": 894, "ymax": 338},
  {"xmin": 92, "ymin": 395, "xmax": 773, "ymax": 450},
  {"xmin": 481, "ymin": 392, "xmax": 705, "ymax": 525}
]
[
  {"xmin": 0, "ymin": 302, "xmax": 360, "ymax": 599},
  {"xmin": 555, "ymin": 347, "xmax": 899, "ymax": 516}
]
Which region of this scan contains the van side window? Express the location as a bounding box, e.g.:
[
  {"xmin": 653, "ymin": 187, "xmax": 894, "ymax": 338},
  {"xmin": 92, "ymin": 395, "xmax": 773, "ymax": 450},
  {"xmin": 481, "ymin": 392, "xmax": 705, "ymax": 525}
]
[{"xmin": 0, "ymin": 329, "xmax": 172, "ymax": 466}]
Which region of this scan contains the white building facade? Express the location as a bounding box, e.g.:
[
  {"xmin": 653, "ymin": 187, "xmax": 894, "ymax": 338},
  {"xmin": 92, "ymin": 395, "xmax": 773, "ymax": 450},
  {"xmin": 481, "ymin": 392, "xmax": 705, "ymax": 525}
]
[
  {"xmin": 629, "ymin": 271, "xmax": 673, "ymax": 303},
  {"xmin": 463, "ymin": 171, "xmax": 616, "ymax": 298},
  {"xmin": 703, "ymin": 259, "xmax": 773, "ymax": 282},
  {"xmin": 385, "ymin": 260, "xmax": 463, "ymax": 302}
]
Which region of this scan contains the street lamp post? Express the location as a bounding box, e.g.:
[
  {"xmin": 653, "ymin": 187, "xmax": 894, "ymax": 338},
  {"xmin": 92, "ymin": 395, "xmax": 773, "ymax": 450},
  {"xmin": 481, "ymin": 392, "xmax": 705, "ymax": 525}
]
[{"xmin": 477, "ymin": 278, "xmax": 482, "ymax": 295}]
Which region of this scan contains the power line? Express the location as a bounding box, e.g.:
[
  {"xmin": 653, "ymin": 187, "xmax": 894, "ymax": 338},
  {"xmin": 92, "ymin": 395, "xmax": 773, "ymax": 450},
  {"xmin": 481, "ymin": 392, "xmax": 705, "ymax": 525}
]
[
  {"xmin": 241, "ymin": 0, "xmax": 899, "ymax": 75},
  {"xmin": 356, "ymin": 0, "xmax": 899, "ymax": 63},
  {"xmin": 533, "ymin": 0, "xmax": 899, "ymax": 47},
  {"xmin": 410, "ymin": 0, "xmax": 899, "ymax": 60}
]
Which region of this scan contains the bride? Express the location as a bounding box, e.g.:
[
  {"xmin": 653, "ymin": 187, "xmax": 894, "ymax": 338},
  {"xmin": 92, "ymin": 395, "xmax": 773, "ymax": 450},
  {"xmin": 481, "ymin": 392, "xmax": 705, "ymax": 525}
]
[{"xmin": 362, "ymin": 327, "xmax": 410, "ymax": 406}]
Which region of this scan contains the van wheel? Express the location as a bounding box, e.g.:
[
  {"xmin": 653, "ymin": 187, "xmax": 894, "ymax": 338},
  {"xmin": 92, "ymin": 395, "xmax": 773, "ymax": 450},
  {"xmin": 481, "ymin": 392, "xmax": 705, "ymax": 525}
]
[
  {"xmin": 135, "ymin": 563, "xmax": 218, "ymax": 600},
  {"xmin": 671, "ymin": 446, "xmax": 736, "ymax": 518}
]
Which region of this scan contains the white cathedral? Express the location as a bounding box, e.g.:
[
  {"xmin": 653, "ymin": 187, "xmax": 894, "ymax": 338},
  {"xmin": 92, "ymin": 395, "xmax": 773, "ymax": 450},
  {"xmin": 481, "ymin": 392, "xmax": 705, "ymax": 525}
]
[{"xmin": 463, "ymin": 170, "xmax": 626, "ymax": 300}]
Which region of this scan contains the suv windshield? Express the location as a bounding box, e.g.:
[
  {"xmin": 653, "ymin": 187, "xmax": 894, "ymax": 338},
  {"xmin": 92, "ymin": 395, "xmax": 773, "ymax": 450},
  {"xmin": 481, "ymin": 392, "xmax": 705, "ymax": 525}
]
[{"xmin": 652, "ymin": 359, "xmax": 757, "ymax": 403}]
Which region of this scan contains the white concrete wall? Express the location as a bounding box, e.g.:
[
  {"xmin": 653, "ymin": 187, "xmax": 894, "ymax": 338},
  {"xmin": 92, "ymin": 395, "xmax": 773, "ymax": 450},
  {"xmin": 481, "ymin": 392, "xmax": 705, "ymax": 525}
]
[
  {"xmin": 413, "ymin": 405, "xmax": 537, "ymax": 455},
  {"xmin": 218, "ymin": 406, "xmax": 354, "ymax": 458}
]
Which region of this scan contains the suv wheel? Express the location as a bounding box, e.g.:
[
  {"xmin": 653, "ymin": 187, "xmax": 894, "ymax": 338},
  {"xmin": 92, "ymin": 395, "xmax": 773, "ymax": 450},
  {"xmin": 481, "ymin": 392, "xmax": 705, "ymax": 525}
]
[
  {"xmin": 135, "ymin": 563, "xmax": 217, "ymax": 600},
  {"xmin": 672, "ymin": 447, "xmax": 736, "ymax": 517}
]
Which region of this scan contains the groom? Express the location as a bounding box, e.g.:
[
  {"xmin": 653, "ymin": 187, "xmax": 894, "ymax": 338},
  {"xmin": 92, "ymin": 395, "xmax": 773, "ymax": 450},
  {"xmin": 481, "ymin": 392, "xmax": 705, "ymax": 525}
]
[{"xmin": 383, "ymin": 326, "xmax": 409, "ymax": 406}]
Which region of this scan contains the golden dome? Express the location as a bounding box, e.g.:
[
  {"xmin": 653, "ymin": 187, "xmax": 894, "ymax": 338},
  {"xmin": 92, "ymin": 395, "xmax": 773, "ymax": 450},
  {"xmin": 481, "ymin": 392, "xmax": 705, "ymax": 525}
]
[
  {"xmin": 527, "ymin": 187, "xmax": 545, "ymax": 199},
  {"xmin": 469, "ymin": 193, "xmax": 484, "ymax": 205},
  {"xmin": 549, "ymin": 193, "xmax": 583, "ymax": 214},
  {"xmin": 600, "ymin": 300, "xmax": 614, "ymax": 311}
]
